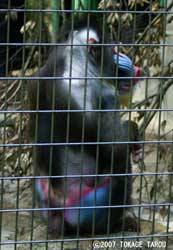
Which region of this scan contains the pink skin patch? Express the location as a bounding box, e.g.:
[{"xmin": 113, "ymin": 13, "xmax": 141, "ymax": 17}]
[
  {"xmin": 65, "ymin": 177, "xmax": 111, "ymax": 207},
  {"xmin": 65, "ymin": 185, "xmax": 92, "ymax": 207},
  {"xmin": 37, "ymin": 176, "xmax": 111, "ymax": 210}
]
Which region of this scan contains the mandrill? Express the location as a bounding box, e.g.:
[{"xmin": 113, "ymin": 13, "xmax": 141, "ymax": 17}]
[{"xmin": 28, "ymin": 17, "xmax": 142, "ymax": 235}]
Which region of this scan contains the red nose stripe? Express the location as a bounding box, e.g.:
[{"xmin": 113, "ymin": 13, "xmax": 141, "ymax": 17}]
[{"xmin": 134, "ymin": 66, "xmax": 140, "ymax": 77}]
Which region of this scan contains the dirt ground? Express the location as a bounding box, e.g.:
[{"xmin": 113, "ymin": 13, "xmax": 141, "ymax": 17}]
[{"xmin": 1, "ymin": 211, "xmax": 173, "ymax": 250}]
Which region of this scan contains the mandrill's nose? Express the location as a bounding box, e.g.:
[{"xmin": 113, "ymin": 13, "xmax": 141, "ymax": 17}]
[
  {"xmin": 134, "ymin": 65, "xmax": 140, "ymax": 78},
  {"xmin": 112, "ymin": 50, "xmax": 147, "ymax": 107},
  {"xmin": 133, "ymin": 65, "xmax": 147, "ymax": 83}
]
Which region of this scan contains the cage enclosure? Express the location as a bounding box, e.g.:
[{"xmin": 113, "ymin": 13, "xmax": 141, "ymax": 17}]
[{"xmin": 0, "ymin": 0, "xmax": 173, "ymax": 249}]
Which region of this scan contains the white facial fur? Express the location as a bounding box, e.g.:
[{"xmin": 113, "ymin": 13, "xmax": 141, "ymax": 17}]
[{"xmin": 74, "ymin": 28, "xmax": 99, "ymax": 44}]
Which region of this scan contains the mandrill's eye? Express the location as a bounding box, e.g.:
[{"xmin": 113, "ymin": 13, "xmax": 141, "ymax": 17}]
[{"xmin": 88, "ymin": 37, "xmax": 98, "ymax": 56}]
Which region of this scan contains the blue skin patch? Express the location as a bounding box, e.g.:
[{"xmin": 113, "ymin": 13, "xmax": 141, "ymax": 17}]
[
  {"xmin": 113, "ymin": 52, "xmax": 134, "ymax": 75},
  {"xmin": 64, "ymin": 181, "xmax": 110, "ymax": 227}
]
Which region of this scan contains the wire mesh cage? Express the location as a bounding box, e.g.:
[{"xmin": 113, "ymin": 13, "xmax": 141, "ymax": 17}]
[{"xmin": 0, "ymin": 0, "xmax": 173, "ymax": 249}]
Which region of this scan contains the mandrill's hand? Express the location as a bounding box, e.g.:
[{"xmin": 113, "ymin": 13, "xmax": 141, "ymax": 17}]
[
  {"xmin": 122, "ymin": 120, "xmax": 142, "ymax": 164},
  {"xmin": 132, "ymin": 143, "xmax": 142, "ymax": 163},
  {"xmin": 129, "ymin": 121, "xmax": 142, "ymax": 164}
]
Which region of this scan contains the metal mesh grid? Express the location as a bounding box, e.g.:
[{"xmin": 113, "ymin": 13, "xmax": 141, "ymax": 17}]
[{"xmin": 0, "ymin": 0, "xmax": 173, "ymax": 249}]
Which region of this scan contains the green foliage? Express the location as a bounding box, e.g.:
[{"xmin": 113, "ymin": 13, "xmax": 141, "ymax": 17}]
[{"xmin": 26, "ymin": 0, "xmax": 51, "ymax": 9}]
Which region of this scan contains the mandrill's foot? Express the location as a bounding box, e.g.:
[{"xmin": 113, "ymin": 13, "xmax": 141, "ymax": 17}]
[
  {"xmin": 47, "ymin": 212, "xmax": 63, "ymax": 235},
  {"xmin": 121, "ymin": 211, "xmax": 140, "ymax": 232}
]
